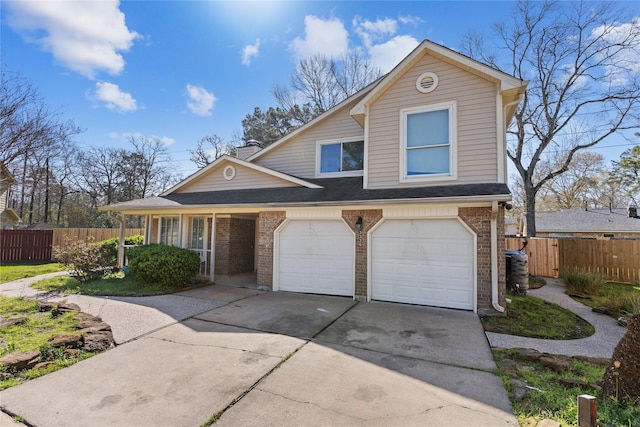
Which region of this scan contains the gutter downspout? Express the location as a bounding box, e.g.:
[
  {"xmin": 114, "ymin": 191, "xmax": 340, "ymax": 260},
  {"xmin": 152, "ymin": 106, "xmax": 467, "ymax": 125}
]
[
  {"xmin": 491, "ymin": 201, "xmax": 505, "ymax": 313},
  {"xmin": 108, "ymin": 211, "xmax": 126, "ymax": 269}
]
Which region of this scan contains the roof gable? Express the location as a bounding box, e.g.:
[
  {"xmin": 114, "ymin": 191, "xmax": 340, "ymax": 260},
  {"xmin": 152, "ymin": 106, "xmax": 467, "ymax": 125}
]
[
  {"xmin": 350, "ymin": 39, "xmax": 526, "ymax": 120},
  {"xmin": 161, "ymin": 155, "xmax": 321, "ymax": 196}
]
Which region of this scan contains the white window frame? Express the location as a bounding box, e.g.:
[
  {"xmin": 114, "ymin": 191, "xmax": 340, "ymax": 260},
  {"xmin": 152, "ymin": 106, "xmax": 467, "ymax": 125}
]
[
  {"xmin": 315, "ymin": 137, "xmax": 365, "ymax": 178},
  {"xmin": 399, "ymin": 102, "xmax": 457, "ymax": 183},
  {"xmin": 158, "ymin": 216, "xmax": 180, "ymax": 246}
]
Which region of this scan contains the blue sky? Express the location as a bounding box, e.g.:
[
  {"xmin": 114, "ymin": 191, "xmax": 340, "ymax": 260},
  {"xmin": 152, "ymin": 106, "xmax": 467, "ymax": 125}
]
[{"xmin": 2, "ymin": 1, "xmax": 639, "ymax": 179}]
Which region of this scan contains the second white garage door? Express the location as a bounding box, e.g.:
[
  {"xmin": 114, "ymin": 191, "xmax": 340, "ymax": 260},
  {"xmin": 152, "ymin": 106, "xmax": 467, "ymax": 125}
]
[
  {"xmin": 277, "ymin": 220, "xmax": 354, "ymax": 296},
  {"xmin": 371, "ymin": 219, "xmax": 475, "ymax": 310}
]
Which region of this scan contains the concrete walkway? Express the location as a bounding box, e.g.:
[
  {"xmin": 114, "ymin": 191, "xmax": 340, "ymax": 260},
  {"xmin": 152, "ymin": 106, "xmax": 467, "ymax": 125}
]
[{"xmin": 486, "ymin": 278, "xmax": 627, "ymax": 358}]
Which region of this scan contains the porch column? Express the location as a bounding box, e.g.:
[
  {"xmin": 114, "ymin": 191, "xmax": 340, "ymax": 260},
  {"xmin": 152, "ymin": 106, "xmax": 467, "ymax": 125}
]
[
  {"xmin": 144, "ymin": 215, "xmax": 152, "ymax": 244},
  {"xmin": 210, "ymin": 213, "xmax": 216, "ymax": 282},
  {"xmin": 117, "ymin": 214, "xmax": 126, "ymax": 268}
]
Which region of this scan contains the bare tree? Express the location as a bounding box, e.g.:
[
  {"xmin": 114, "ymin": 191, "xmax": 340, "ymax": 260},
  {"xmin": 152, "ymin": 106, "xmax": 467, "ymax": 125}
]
[
  {"xmin": 0, "ymin": 72, "xmax": 81, "ymax": 166},
  {"xmin": 273, "ymin": 52, "xmax": 383, "ymax": 119},
  {"xmin": 463, "ymin": 1, "xmax": 640, "ymax": 235},
  {"xmin": 189, "ymin": 134, "xmax": 235, "ymax": 168},
  {"xmin": 537, "ymin": 151, "xmax": 605, "ymax": 209}
]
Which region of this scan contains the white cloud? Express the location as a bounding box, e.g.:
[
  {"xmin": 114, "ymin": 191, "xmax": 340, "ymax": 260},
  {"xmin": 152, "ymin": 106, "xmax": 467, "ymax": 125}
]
[
  {"xmin": 368, "ymin": 35, "xmax": 420, "ymax": 73},
  {"xmin": 5, "ymin": 0, "xmax": 139, "ymax": 79},
  {"xmin": 159, "ymin": 136, "xmax": 175, "ymax": 146},
  {"xmin": 398, "ymin": 14, "xmax": 424, "ymax": 26},
  {"xmin": 290, "ymin": 15, "xmax": 349, "ymax": 59},
  {"xmin": 92, "ymin": 82, "xmax": 138, "ymax": 113},
  {"xmin": 354, "ymin": 16, "xmax": 397, "ymax": 39},
  {"xmin": 591, "ymin": 17, "xmax": 640, "ymax": 87},
  {"xmin": 185, "ymin": 84, "xmax": 216, "ymax": 116},
  {"xmin": 242, "ymin": 39, "xmax": 261, "ymax": 66}
]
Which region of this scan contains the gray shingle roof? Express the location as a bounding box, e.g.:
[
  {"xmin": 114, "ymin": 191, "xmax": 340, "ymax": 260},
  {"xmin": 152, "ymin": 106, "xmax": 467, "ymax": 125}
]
[
  {"xmin": 102, "ymin": 177, "xmax": 511, "ymax": 211},
  {"xmin": 536, "ymin": 208, "xmax": 640, "ymax": 233}
]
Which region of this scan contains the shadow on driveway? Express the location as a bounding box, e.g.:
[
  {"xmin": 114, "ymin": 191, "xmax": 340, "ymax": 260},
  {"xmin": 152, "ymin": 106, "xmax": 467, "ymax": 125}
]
[{"xmin": 0, "ymin": 287, "xmax": 516, "ymax": 427}]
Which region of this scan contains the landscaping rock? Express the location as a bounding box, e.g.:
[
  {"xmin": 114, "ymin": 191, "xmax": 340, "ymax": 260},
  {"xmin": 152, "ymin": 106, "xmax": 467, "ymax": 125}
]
[
  {"xmin": 0, "ymin": 317, "xmax": 27, "ymax": 329},
  {"xmin": 500, "ymin": 358, "xmax": 517, "ymax": 368},
  {"xmin": 509, "ymin": 379, "xmax": 530, "ymax": 400},
  {"xmin": 539, "ymin": 356, "xmax": 572, "ymax": 373},
  {"xmin": 592, "ymin": 306, "xmax": 612, "ymax": 315},
  {"xmin": 77, "ymin": 320, "xmax": 111, "ymax": 331},
  {"xmin": 33, "ymin": 361, "xmax": 56, "ymax": 370},
  {"xmin": 37, "ymin": 301, "xmax": 56, "ymax": 312},
  {"xmin": 64, "ymin": 349, "xmax": 81, "ymax": 356},
  {"xmin": 618, "ymin": 317, "xmax": 629, "ymax": 327},
  {"xmin": 49, "ymin": 333, "xmax": 83, "ymax": 348},
  {"xmin": 52, "ymin": 303, "xmax": 81, "ymax": 316},
  {"xmin": 600, "ymin": 314, "xmax": 640, "ymax": 403},
  {"xmin": 0, "ymin": 350, "xmax": 41, "ymax": 370},
  {"xmin": 82, "ymin": 330, "xmax": 114, "ymax": 352},
  {"xmin": 537, "ymin": 420, "xmax": 560, "ymax": 427},
  {"xmin": 574, "ymin": 355, "xmax": 610, "ymax": 366},
  {"xmin": 513, "ymin": 348, "xmax": 543, "ymax": 361},
  {"xmin": 75, "ymin": 312, "xmax": 102, "ymax": 322}
]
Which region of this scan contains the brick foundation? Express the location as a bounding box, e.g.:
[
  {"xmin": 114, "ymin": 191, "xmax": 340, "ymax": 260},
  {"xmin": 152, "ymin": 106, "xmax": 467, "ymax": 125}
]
[
  {"xmin": 256, "ymin": 211, "xmax": 286, "ymax": 288},
  {"xmin": 459, "ymin": 206, "xmax": 507, "ymax": 311},
  {"xmin": 342, "ymin": 209, "xmax": 383, "ymax": 297}
]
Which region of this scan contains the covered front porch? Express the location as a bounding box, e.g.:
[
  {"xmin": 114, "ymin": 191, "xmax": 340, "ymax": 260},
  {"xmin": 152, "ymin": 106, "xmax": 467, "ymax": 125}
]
[{"xmin": 113, "ymin": 210, "xmax": 259, "ymax": 284}]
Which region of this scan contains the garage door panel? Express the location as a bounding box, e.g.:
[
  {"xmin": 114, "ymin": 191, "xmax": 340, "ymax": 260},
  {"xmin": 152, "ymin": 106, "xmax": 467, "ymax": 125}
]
[
  {"xmin": 371, "ymin": 219, "xmax": 474, "ymax": 310},
  {"xmin": 278, "ymin": 220, "xmax": 354, "ymax": 296}
]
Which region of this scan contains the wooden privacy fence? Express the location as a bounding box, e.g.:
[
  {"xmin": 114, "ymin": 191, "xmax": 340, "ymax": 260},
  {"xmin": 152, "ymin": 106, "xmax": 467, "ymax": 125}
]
[
  {"xmin": 0, "ymin": 230, "xmax": 53, "ymax": 262},
  {"xmin": 505, "ymin": 237, "xmax": 640, "ymax": 283},
  {"xmin": 52, "ymin": 228, "xmax": 144, "ymax": 248},
  {"xmin": 1, "ymin": 228, "xmax": 144, "ymax": 262}
]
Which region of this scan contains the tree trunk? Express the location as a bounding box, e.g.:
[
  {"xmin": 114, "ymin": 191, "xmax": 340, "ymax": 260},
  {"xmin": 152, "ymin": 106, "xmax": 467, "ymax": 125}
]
[
  {"xmin": 524, "ymin": 182, "xmax": 537, "ymax": 237},
  {"xmin": 44, "ymin": 158, "xmax": 49, "ymax": 223}
]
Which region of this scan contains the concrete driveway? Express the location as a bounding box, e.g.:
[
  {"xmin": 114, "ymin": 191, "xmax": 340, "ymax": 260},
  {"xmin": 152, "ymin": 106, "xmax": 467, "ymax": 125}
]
[{"xmin": 0, "ymin": 287, "xmax": 516, "ymax": 427}]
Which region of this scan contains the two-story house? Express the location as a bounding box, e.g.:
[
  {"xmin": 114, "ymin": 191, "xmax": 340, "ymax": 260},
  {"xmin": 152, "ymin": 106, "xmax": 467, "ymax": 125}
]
[{"xmin": 102, "ymin": 40, "xmax": 527, "ymax": 314}]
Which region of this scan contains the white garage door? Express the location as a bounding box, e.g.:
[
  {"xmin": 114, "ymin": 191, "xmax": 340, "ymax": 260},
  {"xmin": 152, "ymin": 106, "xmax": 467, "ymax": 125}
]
[
  {"xmin": 371, "ymin": 219, "xmax": 475, "ymax": 310},
  {"xmin": 278, "ymin": 220, "xmax": 354, "ymax": 296}
]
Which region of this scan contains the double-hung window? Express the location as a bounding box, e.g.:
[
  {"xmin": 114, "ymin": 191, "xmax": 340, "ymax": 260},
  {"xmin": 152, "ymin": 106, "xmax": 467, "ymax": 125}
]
[
  {"xmin": 317, "ymin": 139, "xmax": 364, "ymax": 177},
  {"xmin": 401, "ymin": 102, "xmax": 456, "ymax": 181},
  {"xmin": 159, "ymin": 216, "xmax": 179, "ymax": 246}
]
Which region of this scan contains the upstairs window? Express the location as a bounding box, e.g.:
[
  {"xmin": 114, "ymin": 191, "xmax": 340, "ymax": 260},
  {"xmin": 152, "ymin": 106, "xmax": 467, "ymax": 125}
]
[
  {"xmin": 318, "ymin": 140, "xmax": 364, "ymax": 176},
  {"xmin": 401, "ymin": 103, "xmax": 456, "ymax": 181}
]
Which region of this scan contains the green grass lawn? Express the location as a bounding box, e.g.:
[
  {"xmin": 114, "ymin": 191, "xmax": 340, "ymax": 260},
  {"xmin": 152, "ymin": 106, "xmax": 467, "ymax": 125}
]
[
  {"xmin": 493, "ymin": 348, "xmax": 640, "ymax": 427},
  {"xmin": 0, "ymin": 262, "xmax": 66, "ymax": 284},
  {"xmin": 0, "ymin": 296, "xmax": 95, "ymax": 390},
  {"xmin": 480, "ymin": 295, "xmax": 595, "ymax": 339},
  {"xmin": 31, "ymin": 272, "xmax": 190, "ymax": 297}
]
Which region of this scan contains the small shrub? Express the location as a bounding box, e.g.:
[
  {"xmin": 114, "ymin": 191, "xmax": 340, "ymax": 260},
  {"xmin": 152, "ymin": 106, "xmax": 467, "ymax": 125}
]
[
  {"xmin": 561, "ymin": 268, "xmax": 605, "ymax": 295},
  {"xmin": 99, "ymin": 235, "xmax": 144, "ymax": 266},
  {"xmin": 52, "ymin": 238, "xmax": 109, "ymax": 283},
  {"xmin": 126, "ymin": 244, "xmax": 200, "ymax": 289}
]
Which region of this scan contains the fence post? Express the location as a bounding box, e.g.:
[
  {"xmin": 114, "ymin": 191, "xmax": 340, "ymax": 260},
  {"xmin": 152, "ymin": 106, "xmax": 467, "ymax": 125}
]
[{"xmin": 577, "ymin": 395, "xmax": 597, "ymax": 427}]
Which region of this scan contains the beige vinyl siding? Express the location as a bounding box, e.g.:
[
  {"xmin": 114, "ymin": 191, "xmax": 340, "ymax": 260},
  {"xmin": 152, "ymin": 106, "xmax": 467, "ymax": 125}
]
[
  {"xmin": 174, "ymin": 162, "xmax": 298, "ymax": 194},
  {"xmin": 255, "ymin": 102, "xmax": 364, "ymax": 179},
  {"xmin": 367, "ymin": 53, "xmax": 498, "ymax": 189}
]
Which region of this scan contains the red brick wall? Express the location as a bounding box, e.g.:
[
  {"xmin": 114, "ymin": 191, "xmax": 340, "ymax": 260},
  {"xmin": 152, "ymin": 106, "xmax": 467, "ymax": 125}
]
[
  {"xmin": 342, "ymin": 209, "xmax": 383, "ymax": 297},
  {"xmin": 459, "ymin": 206, "xmax": 507, "ymax": 311},
  {"xmin": 257, "ymin": 211, "xmax": 286, "ymax": 288},
  {"xmin": 214, "ymin": 217, "xmax": 256, "ymax": 275}
]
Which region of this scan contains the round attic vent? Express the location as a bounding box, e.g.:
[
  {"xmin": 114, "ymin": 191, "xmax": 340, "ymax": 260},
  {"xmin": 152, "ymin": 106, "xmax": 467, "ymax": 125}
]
[
  {"xmin": 416, "ymin": 72, "xmax": 439, "ymax": 93},
  {"xmin": 223, "ymin": 165, "xmax": 236, "ymax": 181}
]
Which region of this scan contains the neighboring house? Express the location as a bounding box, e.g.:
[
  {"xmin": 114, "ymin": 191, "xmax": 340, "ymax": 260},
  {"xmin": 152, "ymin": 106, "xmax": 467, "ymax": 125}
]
[
  {"xmin": 102, "ymin": 40, "xmax": 527, "ymax": 314},
  {"xmin": 534, "ymin": 207, "xmax": 640, "ymax": 239},
  {"xmin": 0, "ymin": 163, "xmax": 20, "ymax": 229},
  {"xmin": 505, "ymin": 218, "xmax": 519, "ymax": 236}
]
